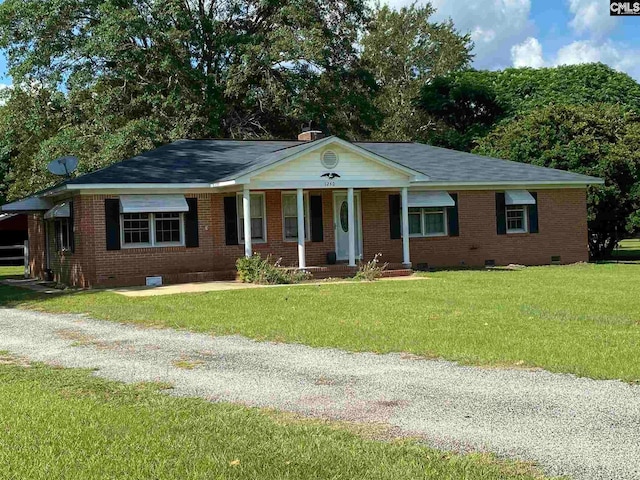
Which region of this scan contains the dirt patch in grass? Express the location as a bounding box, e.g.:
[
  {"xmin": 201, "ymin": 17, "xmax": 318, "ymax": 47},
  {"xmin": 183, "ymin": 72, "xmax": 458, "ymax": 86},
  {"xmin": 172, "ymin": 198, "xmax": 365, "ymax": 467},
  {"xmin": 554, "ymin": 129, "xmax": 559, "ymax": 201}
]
[
  {"xmin": 55, "ymin": 329, "xmax": 137, "ymax": 352},
  {"xmin": 0, "ymin": 353, "xmax": 31, "ymax": 368}
]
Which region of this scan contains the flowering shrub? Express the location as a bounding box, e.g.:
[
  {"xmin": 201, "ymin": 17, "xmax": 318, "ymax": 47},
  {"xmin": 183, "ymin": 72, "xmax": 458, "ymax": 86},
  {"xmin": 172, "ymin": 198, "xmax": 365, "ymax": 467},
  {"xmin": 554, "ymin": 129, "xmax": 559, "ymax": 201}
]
[{"xmin": 354, "ymin": 253, "xmax": 388, "ymax": 281}]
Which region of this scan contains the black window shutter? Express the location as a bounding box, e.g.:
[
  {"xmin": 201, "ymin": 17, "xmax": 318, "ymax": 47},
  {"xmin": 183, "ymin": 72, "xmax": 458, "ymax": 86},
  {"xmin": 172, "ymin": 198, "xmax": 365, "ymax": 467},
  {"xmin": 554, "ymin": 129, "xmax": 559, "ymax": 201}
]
[
  {"xmin": 185, "ymin": 198, "xmax": 199, "ymax": 248},
  {"xmin": 496, "ymin": 192, "xmax": 507, "ymax": 235},
  {"xmin": 310, "ymin": 195, "xmax": 324, "ymax": 242},
  {"xmin": 389, "ymin": 194, "xmax": 401, "ymax": 239},
  {"xmin": 69, "ymin": 200, "xmax": 75, "ymax": 253},
  {"xmin": 528, "ymin": 192, "xmax": 539, "ymax": 233},
  {"xmin": 105, "ymin": 199, "xmax": 121, "ymax": 250},
  {"xmin": 447, "ymin": 193, "xmax": 459, "ymax": 237},
  {"xmin": 224, "ymin": 196, "xmax": 239, "ymax": 245}
]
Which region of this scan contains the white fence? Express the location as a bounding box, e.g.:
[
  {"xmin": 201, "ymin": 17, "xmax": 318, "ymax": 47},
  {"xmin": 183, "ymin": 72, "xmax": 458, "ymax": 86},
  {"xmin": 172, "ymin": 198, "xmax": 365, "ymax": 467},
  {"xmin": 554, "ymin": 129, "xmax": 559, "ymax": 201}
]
[{"xmin": 0, "ymin": 240, "xmax": 29, "ymax": 278}]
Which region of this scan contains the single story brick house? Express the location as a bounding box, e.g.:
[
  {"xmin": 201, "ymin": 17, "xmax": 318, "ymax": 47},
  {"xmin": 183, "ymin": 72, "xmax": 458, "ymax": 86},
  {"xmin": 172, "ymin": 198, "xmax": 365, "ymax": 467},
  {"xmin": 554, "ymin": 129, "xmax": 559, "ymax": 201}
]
[{"xmin": 1, "ymin": 132, "xmax": 602, "ymax": 288}]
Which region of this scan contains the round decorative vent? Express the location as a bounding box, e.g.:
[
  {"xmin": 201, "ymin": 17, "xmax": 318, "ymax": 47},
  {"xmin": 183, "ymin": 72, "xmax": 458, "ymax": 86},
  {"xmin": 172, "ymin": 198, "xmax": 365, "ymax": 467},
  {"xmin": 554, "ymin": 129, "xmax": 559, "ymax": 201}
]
[{"xmin": 321, "ymin": 150, "xmax": 339, "ymax": 169}]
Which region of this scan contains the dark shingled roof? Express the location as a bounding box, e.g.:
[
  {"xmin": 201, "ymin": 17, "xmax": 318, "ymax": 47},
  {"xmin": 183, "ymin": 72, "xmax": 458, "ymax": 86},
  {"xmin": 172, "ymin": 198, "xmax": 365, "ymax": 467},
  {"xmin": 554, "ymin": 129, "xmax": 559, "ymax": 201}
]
[{"xmin": 66, "ymin": 138, "xmax": 601, "ymax": 186}]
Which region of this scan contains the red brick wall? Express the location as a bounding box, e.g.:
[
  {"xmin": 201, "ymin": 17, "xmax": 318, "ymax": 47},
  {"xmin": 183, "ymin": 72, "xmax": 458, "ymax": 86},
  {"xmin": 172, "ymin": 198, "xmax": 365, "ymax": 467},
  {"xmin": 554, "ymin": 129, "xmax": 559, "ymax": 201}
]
[
  {"xmin": 27, "ymin": 187, "xmax": 589, "ymax": 287},
  {"xmin": 89, "ymin": 190, "xmax": 337, "ymax": 287},
  {"xmin": 362, "ymin": 189, "xmax": 589, "ymax": 267}
]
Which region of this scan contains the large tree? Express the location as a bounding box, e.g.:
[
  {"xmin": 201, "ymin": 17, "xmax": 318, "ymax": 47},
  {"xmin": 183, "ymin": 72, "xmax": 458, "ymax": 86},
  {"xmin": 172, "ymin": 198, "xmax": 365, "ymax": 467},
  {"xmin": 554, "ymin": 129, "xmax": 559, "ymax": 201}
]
[
  {"xmin": 475, "ymin": 103, "xmax": 640, "ymax": 259},
  {"xmin": 0, "ymin": 0, "xmax": 381, "ymax": 200},
  {"xmin": 0, "ymin": 0, "xmax": 375, "ymax": 139},
  {"xmin": 361, "ymin": 3, "xmax": 472, "ymax": 141},
  {"xmin": 419, "ymin": 63, "xmax": 640, "ymax": 150}
]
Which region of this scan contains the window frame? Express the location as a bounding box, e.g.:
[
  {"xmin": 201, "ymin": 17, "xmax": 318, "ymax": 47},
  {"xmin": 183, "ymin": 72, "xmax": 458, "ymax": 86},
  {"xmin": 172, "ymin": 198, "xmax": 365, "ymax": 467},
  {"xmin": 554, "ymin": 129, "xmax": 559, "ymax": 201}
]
[
  {"xmin": 236, "ymin": 192, "xmax": 267, "ymax": 243},
  {"xmin": 120, "ymin": 212, "xmax": 185, "ymax": 248},
  {"xmin": 53, "ymin": 218, "xmax": 72, "ymax": 253},
  {"xmin": 408, "ymin": 206, "xmax": 448, "ymax": 238},
  {"xmin": 281, "ymin": 192, "xmax": 311, "ymax": 243},
  {"xmin": 154, "ymin": 212, "xmax": 185, "ymax": 246},
  {"xmin": 505, "ymin": 205, "xmax": 529, "ymax": 234}
]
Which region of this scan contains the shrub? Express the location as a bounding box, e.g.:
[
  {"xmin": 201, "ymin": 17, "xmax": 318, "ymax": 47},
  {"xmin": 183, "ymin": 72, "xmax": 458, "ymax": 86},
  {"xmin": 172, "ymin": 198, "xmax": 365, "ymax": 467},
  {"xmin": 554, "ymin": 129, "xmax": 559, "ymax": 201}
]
[
  {"xmin": 354, "ymin": 253, "xmax": 388, "ymax": 281},
  {"xmin": 236, "ymin": 254, "xmax": 311, "ymax": 284}
]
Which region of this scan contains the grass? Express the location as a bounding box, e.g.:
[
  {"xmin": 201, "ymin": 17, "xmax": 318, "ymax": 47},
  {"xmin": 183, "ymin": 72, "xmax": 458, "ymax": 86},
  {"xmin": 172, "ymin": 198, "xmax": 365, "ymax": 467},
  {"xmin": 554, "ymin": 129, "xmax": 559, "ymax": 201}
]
[
  {"xmin": 0, "ymin": 265, "xmax": 24, "ymax": 278},
  {"xmin": 1, "ymin": 263, "xmax": 640, "ymax": 382},
  {"xmin": 0, "ymin": 357, "xmax": 550, "ymax": 480},
  {"xmin": 611, "ymin": 238, "xmax": 640, "ymax": 260}
]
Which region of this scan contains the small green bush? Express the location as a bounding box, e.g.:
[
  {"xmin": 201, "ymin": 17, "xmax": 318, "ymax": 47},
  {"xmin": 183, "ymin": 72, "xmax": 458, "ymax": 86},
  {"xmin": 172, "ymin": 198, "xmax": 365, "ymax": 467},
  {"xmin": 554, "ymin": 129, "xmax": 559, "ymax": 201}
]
[
  {"xmin": 354, "ymin": 253, "xmax": 388, "ymax": 281},
  {"xmin": 236, "ymin": 254, "xmax": 311, "ymax": 284}
]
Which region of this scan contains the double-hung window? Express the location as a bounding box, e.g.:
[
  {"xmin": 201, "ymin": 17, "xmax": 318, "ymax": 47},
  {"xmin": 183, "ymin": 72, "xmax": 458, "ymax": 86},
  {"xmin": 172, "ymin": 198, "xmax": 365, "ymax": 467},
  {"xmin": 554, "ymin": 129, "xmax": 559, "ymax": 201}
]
[
  {"xmin": 506, "ymin": 205, "xmax": 528, "ymax": 233},
  {"xmin": 408, "ymin": 207, "xmax": 447, "ymax": 237},
  {"xmin": 237, "ymin": 193, "xmax": 267, "ymax": 242},
  {"xmin": 121, "ymin": 212, "xmax": 184, "ymax": 247},
  {"xmin": 282, "ymin": 193, "xmax": 310, "ymax": 242},
  {"xmin": 155, "ymin": 213, "xmax": 182, "ymax": 243},
  {"xmin": 54, "ymin": 219, "xmax": 72, "ymax": 252}
]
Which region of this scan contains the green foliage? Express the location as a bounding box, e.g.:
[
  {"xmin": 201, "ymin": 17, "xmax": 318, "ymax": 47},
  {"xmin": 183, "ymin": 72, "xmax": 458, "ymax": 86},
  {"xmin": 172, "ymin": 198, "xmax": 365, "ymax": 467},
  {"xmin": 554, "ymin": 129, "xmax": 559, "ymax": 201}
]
[
  {"xmin": 475, "ymin": 104, "xmax": 640, "ymax": 258},
  {"xmin": 0, "ymin": 0, "xmax": 382, "ymax": 200},
  {"xmin": 418, "ymin": 74, "xmax": 504, "ymax": 150},
  {"xmin": 361, "ymin": 3, "xmax": 472, "ymax": 140},
  {"xmin": 419, "ymin": 63, "xmax": 640, "ymax": 150},
  {"xmin": 236, "ymin": 254, "xmax": 311, "ymax": 284}
]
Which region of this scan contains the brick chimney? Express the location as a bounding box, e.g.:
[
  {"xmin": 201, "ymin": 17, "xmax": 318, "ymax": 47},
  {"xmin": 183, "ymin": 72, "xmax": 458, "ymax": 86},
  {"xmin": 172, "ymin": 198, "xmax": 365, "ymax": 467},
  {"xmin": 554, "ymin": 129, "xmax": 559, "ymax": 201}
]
[{"xmin": 298, "ymin": 130, "xmax": 325, "ymax": 142}]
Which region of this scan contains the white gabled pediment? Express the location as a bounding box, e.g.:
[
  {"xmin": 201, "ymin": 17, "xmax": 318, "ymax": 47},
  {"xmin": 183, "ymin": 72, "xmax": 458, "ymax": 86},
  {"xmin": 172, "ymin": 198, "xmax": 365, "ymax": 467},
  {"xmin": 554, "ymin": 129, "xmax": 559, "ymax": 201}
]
[{"xmin": 238, "ymin": 137, "xmax": 428, "ymax": 188}]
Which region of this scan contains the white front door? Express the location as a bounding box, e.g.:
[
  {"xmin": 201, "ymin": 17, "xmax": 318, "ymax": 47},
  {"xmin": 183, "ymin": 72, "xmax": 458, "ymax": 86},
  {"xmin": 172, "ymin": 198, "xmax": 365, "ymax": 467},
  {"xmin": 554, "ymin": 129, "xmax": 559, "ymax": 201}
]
[{"xmin": 333, "ymin": 192, "xmax": 362, "ymax": 261}]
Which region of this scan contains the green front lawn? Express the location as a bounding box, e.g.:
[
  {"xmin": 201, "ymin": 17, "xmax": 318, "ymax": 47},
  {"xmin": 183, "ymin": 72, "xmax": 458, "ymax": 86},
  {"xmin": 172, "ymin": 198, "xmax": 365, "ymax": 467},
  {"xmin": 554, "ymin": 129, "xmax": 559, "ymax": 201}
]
[
  {"xmin": 0, "ymin": 359, "xmax": 548, "ymax": 480},
  {"xmin": 1, "ymin": 263, "xmax": 640, "ymax": 381},
  {"xmin": 0, "ymin": 265, "xmax": 24, "ymax": 279},
  {"xmin": 611, "ymin": 238, "xmax": 640, "ymax": 260}
]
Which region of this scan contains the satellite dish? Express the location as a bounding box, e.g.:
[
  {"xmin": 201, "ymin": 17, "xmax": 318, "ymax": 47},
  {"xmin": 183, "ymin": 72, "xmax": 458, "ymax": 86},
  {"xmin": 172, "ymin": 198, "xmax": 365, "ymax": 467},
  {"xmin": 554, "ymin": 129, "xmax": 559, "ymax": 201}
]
[{"xmin": 47, "ymin": 156, "xmax": 79, "ymax": 177}]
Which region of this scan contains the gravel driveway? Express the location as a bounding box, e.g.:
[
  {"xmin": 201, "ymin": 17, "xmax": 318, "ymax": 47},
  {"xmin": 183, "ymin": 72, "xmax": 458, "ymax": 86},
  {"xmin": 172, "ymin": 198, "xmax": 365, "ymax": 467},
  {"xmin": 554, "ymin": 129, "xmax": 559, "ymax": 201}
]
[{"xmin": 1, "ymin": 307, "xmax": 639, "ymax": 480}]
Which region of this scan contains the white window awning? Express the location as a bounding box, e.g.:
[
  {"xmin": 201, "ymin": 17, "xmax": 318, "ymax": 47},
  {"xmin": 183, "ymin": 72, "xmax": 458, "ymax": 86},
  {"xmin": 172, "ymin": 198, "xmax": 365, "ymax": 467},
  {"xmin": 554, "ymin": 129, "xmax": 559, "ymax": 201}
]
[
  {"xmin": 407, "ymin": 191, "xmax": 455, "ymax": 208},
  {"xmin": 44, "ymin": 202, "xmax": 71, "ymax": 220},
  {"xmin": 505, "ymin": 190, "xmax": 536, "ymax": 205},
  {"xmin": 119, "ymin": 195, "xmax": 189, "ymax": 214}
]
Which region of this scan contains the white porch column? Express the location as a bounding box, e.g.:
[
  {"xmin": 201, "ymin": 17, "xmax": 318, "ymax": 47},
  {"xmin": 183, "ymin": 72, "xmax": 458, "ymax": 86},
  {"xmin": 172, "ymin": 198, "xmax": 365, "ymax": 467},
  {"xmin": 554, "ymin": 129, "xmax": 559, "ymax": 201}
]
[
  {"xmin": 347, "ymin": 187, "xmax": 356, "ymax": 267},
  {"xmin": 401, "ymin": 187, "xmax": 411, "ymax": 267},
  {"xmin": 296, "ymin": 188, "xmax": 306, "ymax": 268},
  {"xmin": 242, "ymin": 186, "xmax": 252, "ymax": 257}
]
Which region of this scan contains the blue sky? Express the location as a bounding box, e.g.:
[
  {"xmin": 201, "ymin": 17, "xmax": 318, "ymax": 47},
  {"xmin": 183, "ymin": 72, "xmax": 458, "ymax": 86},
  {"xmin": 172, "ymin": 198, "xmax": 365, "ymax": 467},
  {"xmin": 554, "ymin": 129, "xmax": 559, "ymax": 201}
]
[
  {"xmin": 1, "ymin": 0, "xmax": 640, "ymax": 88},
  {"xmin": 386, "ymin": 0, "xmax": 640, "ymax": 80}
]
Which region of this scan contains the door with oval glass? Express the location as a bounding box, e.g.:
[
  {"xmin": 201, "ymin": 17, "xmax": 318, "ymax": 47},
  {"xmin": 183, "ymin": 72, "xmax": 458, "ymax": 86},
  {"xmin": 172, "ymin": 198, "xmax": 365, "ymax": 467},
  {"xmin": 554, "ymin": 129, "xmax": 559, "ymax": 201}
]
[{"xmin": 333, "ymin": 192, "xmax": 362, "ymax": 261}]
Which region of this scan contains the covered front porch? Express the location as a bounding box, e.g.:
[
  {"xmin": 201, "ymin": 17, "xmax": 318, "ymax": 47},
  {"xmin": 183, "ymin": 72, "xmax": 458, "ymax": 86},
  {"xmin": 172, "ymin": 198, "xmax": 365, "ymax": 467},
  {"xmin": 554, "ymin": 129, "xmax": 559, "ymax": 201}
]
[{"xmin": 237, "ymin": 186, "xmax": 415, "ymax": 269}]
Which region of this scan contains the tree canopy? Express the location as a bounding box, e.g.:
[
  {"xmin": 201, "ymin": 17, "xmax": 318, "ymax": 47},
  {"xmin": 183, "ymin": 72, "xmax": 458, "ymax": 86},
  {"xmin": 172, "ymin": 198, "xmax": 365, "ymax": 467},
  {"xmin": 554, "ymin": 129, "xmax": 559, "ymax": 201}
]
[
  {"xmin": 418, "ymin": 63, "xmax": 640, "ymax": 150},
  {"xmin": 0, "ymin": 0, "xmax": 472, "ymax": 201},
  {"xmin": 361, "ymin": 3, "xmax": 472, "ymax": 141}
]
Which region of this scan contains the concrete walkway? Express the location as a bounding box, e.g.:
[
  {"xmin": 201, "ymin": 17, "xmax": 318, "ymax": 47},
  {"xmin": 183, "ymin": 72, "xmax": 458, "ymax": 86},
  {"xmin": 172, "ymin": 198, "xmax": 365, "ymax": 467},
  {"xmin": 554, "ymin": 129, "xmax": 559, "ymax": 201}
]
[
  {"xmin": 0, "ymin": 307, "xmax": 639, "ymax": 480},
  {"xmin": 110, "ymin": 275, "xmax": 429, "ymax": 297}
]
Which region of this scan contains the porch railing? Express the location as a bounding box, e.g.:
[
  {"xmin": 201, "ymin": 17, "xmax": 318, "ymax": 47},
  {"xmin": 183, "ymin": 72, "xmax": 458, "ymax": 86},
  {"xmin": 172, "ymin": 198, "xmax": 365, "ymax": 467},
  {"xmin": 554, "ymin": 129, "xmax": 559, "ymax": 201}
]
[{"xmin": 0, "ymin": 240, "xmax": 29, "ymax": 278}]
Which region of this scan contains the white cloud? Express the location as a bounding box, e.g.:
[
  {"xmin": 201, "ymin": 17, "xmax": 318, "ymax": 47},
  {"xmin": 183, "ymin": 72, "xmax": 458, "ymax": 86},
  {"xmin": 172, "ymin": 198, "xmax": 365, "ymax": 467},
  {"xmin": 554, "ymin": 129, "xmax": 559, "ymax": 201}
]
[
  {"xmin": 511, "ymin": 37, "xmax": 545, "ymax": 68},
  {"xmin": 378, "ymin": 0, "xmax": 640, "ymax": 81},
  {"xmin": 555, "ymin": 40, "xmax": 640, "ymax": 79},
  {"xmin": 381, "ymin": 0, "xmax": 535, "ymax": 69},
  {"xmin": 567, "ymin": 0, "xmax": 618, "ymax": 38}
]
